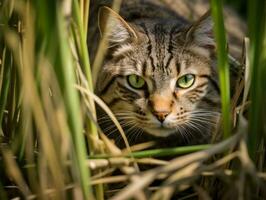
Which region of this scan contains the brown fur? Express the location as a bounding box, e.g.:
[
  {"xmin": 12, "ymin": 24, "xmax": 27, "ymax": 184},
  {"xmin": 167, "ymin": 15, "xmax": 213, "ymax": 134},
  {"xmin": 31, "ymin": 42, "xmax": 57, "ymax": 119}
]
[{"xmin": 88, "ymin": 1, "xmax": 244, "ymax": 148}]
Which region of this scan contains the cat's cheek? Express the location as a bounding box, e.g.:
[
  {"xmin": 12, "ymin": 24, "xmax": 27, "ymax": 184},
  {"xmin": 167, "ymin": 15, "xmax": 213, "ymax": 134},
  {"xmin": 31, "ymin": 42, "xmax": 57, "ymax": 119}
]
[
  {"xmin": 111, "ymin": 101, "xmax": 135, "ymax": 113},
  {"xmin": 163, "ymin": 116, "xmax": 184, "ymax": 129},
  {"xmin": 146, "ymin": 113, "xmax": 161, "ymax": 127},
  {"xmin": 163, "ymin": 121, "xmax": 176, "ymax": 129},
  {"xmin": 171, "ymin": 99, "xmax": 196, "ymax": 114},
  {"xmin": 134, "ymin": 98, "xmax": 149, "ymax": 112}
]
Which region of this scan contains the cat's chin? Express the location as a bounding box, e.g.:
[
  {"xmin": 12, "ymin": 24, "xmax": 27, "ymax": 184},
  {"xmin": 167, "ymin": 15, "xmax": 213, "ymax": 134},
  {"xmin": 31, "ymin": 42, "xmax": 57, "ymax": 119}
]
[{"xmin": 142, "ymin": 127, "xmax": 176, "ymax": 137}]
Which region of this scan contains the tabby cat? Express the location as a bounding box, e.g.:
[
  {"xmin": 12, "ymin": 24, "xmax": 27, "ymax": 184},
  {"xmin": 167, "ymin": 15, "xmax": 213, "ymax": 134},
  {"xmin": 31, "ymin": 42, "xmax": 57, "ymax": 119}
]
[{"xmin": 89, "ymin": 1, "xmax": 239, "ymax": 148}]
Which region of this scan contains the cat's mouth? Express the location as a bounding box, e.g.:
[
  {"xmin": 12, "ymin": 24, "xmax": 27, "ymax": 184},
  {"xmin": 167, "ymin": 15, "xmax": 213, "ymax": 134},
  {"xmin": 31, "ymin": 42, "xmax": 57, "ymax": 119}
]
[
  {"xmin": 142, "ymin": 126, "xmax": 176, "ymax": 137},
  {"xmin": 137, "ymin": 117, "xmax": 179, "ymax": 137}
]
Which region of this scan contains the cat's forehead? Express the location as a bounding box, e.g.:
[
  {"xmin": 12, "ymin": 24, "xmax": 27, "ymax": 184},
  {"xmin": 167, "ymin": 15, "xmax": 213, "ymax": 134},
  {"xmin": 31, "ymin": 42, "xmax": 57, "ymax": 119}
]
[
  {"xmin": 136, "ymin": 20, "xmax": 184, "ymax": 47},
  {"xmin": 133, "ymin": 22, "xmax": 181, "ymax": 77},
  {"xmin": 136, "ymin": 19, "xmax": 185, "ymax": 34},
  {"xmin": 107, "ymin": 20, "xmax": 212, "ymax": 81},
  {"xmin": 132, "ymin": 22, "xmax": 211, "ymax": 78}
]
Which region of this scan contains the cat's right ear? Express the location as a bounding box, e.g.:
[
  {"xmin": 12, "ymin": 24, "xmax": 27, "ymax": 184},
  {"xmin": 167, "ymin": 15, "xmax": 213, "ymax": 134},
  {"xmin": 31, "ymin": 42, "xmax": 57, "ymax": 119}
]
[
  {"xmin": 98, "ymin": 6, "xmax": 138, "ymax": 46},
  {"xmin": 185, "ymin": 11, "xmax": 215, "ymax": 49}
]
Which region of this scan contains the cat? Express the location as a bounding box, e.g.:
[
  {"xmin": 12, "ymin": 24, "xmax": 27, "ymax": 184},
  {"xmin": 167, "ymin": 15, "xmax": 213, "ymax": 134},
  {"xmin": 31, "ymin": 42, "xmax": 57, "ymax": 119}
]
[{"xmin": 88, "ymin": 0, "xmax": 242, "ymax": 149}]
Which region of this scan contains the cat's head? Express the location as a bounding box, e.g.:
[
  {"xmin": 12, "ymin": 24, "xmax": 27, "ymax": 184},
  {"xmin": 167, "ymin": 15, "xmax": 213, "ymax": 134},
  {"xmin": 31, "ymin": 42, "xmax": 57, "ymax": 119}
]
[{"xmin": 96, "ymin": 7, "xmax": 221, "ymax": 140}]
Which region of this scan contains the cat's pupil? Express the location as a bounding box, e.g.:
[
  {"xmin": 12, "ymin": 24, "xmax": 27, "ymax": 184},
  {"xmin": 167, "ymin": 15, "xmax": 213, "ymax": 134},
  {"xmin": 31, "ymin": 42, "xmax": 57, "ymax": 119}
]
[
  {"xmin": 185, "ymin": 74, "xmax": 192, "ymax": 82},
  {"xmin": 136, "ymin": 76, "xmax": 140, "ymax": 83}
]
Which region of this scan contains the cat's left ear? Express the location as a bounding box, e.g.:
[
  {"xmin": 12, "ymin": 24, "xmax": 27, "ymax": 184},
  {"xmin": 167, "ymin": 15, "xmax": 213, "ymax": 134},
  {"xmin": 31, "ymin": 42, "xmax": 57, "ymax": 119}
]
[
  {"xmin": 186, "ymin": 11, "xmax": 215, "ymax": 49},
  {"xmin": 98, "ymin": 6, "xmax": 138, "ymax": 46}
]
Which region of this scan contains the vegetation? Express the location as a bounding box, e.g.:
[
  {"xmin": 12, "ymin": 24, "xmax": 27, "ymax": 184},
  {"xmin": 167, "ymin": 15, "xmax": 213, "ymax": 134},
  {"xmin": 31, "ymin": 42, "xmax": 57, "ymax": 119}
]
[{"xmin": 0, "ymin": 0, "xmax": 265, "ymax": 199}]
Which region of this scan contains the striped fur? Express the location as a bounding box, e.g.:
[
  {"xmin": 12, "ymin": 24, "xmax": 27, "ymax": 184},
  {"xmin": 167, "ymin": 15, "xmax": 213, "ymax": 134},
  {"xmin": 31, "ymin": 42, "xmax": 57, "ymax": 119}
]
[{"xmin": 95, "ymin": 5, "xmax": 221, "ymax": 147}]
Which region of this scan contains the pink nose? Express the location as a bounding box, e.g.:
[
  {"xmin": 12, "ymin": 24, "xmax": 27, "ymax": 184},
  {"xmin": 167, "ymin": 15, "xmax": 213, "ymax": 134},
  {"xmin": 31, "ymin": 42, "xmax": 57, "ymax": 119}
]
[{"xmin": 152, "ymin": 111, "xmax": 169, "ymax": 122}]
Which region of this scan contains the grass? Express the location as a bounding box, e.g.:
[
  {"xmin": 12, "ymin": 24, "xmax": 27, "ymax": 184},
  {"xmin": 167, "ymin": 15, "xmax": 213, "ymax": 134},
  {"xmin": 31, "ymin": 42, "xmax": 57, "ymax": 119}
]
[
  {"xmin": 0, "ymin": 0, "xmax": 265, "ymax": 199},
  {"xmin": 247, "ymin": 0, "xmax": 266, "ymax": 160},
  {"xmin": 211, "ymin": 0, "xmax": 231, "ymax": 139}
]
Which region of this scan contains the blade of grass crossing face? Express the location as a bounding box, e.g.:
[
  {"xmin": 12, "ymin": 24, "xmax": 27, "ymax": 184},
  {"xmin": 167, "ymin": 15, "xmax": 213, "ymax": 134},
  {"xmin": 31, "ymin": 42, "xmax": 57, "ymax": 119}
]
[{"xmin": 210, "ymin": 0, "xmax": 231, "ymax": 139}]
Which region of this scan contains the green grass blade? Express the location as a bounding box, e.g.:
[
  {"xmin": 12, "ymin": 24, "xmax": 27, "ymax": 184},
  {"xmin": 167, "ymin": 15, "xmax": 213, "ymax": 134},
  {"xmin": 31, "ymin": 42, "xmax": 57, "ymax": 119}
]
[
  {"xmin": 0, "ymin": 48, "xmax": 11, "ymax": 129},
  {"xmin": 72, "ymin": 0, "xmax": 99, "ymax": 151},
  {"xmin": 211, "ymin": 0, "xmax": 231, "ymax": 139},
  {"xmin": 89, "ymin": 144, "xmax": 211, "ymax": 159},
  {"xmin": 247, "ymin": 0, "xmax": 266, "ymax": 160},
  {"xmin": 72, "ymin": 1, "xmax": 103, "ymax": 198},
  {"xmin": 73, "ymin": 0, "xmax": 93, "ymax": 92},
  {"xmin": 55, "ymin": 8, "xmax": 93, "ymax": 200}
]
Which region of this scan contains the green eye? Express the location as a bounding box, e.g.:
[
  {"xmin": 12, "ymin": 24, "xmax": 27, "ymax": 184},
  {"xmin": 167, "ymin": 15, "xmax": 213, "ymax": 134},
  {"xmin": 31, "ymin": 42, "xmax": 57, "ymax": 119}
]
[
  {"xmin": 176, "ymin": 74, "xmax": 195, "ymax": 89},
  {"xmin": 127, "ymin": 74, "xmax": 146, "ymax": 89}
]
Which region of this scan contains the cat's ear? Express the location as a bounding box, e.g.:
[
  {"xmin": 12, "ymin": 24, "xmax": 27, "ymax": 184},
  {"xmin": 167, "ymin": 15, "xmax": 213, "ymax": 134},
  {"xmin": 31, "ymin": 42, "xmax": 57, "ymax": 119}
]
[
  {"xmin": 186, "ymin": 11, "xmax": 215, "ymax": 49},
  {"xmin": 98, "ymin": 6, "xmax": 138, "ymax": 46}
]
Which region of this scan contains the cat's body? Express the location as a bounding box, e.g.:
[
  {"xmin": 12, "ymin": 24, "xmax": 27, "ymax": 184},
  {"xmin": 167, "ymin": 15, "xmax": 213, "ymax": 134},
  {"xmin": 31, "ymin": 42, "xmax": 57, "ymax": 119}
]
[{"xmin": 88, "ymin": 0, "xmax": 243, "ymax": 148}]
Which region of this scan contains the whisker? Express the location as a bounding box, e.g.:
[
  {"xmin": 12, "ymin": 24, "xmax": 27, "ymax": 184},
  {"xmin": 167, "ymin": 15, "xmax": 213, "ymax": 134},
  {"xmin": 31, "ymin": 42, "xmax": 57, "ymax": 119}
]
[
  {"xmin": 183, "ymin": 121, "xmax": 202, "ymax": 136},
  {"xmin": 190, "ymin": 118, "xmax": 217, "ymax": 126},
  {"xmin": 175, "ymin": 125, "xmax": 189, "ymax": 144},
  {"xmin": 134, "ymin": 128, "xmax": 143, "ymax": 143}
]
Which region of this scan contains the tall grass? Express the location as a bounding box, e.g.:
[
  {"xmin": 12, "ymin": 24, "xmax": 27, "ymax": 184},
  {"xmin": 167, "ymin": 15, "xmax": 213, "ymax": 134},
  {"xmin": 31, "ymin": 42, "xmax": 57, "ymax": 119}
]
[
  {"xmin": 247, "ymin": 0, "xmax": 266, "ymax": 161},
  {"xmin": 1, "ymin": 0, "xmax": 94, "ymax": 199},
  {"xmin": 0, "ymin": 0, "xmax": 265, "ymax": 199},
  {"xmin": 211, "ymin": 0, "xmax": 231, "ymax": 139}
]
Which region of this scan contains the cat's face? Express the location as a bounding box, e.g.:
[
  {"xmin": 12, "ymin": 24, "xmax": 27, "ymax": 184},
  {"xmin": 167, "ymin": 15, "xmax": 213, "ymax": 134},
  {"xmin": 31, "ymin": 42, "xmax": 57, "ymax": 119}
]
[{"xmin": 97, "ymin": 7, "xmax": 221, "ymax": 141}]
